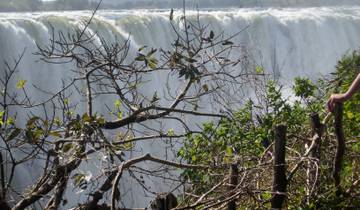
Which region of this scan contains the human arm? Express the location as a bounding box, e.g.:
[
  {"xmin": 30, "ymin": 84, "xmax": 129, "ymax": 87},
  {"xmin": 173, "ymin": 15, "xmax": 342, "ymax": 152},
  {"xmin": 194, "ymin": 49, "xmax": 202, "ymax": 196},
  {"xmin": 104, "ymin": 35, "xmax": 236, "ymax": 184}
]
[{"xmin": 327, "ymin": 73, "xmax": 360, "ymax": 112}]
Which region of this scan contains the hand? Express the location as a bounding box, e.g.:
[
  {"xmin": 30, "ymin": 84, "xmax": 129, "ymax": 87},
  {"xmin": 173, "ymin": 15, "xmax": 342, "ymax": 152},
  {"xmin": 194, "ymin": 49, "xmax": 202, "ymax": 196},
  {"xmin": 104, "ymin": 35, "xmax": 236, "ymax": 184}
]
[{"xmin": 327, "ymin": 93, "xmax": 349, "ymax": 112}]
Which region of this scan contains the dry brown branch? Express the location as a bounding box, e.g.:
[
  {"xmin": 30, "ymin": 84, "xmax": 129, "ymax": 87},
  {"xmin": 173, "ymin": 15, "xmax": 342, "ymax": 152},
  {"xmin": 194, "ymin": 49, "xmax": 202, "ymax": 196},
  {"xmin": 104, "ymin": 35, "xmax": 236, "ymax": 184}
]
[
  {"xmin": 333, "ymin": 103, "xmax": 345, "ymax": 196},
  {"xmin": 110, "ymin": 153, "xmax": 210, "ymax": 210}
]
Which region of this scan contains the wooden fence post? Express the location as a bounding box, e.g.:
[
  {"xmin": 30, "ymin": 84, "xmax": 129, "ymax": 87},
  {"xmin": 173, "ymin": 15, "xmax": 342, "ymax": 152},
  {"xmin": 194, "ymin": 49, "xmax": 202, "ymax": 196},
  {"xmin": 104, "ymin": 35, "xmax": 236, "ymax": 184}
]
[
  {"xmin": 271, "ymin": 125, "xmax": 287, "ymax": 209},
  {"xmin": 306, "ymin": 113, "xmax": 322, "ymax": 202},
  {"xmin": 228, "ymin": 163, "xmax": 238, "ymax": 210},
  {"xmin": 333, "ymin": 103, "xmax": 345, "ymax": 196},
  {"xmin": 150, "ymin": 192, "xmax": 178, "ymax": 210}
]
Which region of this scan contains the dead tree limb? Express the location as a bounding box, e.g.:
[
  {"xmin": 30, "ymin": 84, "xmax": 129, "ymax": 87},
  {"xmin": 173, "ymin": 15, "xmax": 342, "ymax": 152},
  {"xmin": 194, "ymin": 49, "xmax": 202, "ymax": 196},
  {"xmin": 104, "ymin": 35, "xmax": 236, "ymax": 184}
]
[
  {"xmin": 227, "ymin": 163, "xmax": 238, "ymax": 210},
  {"xmin": 110, "ymin": 154, "xmax": 210, "ymax": 210},
  {"xmin": 0, "ymin": 152, "xmax": 5, "ymax": 199},
  {"xmin": 306, "ymin": 113, "xmax": 322, "ymax": 202},
  {"xmin": 150, "ymin": 193, "xmax": 178, "ymax": 210},
  {"xmin": 333, "ymin": 103, "xmax": 345, "ymax": 196},
  {"xmin": 271, "ymin": 125, "xmax": 287, "ymax": 210}
]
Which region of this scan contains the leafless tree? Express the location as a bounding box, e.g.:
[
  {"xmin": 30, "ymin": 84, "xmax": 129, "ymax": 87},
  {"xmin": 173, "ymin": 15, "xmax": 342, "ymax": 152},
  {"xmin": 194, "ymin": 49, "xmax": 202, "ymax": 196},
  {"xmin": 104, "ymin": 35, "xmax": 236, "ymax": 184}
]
[{"xmin": 0, "ymin": 5, "xmax": 258, "ymax": 210}]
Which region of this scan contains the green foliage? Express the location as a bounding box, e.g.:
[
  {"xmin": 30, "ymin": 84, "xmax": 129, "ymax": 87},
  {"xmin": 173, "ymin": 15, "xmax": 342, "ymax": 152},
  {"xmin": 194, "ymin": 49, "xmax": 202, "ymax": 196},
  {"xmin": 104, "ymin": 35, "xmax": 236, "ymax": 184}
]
[
  {"xmin": 72, "ymin": 172, "xmax": 91, "ymax": 190},
  {"xmin": 179, "ymin": 80, "xmax": 311, "ymax": 198},
  {"xmin": 0, "ymin": 110, "xmax": 4, "ymax": 126},
  {"xmin": 328, "ymin": 51, "xmax": 360, "ymax": 137},
  {"xmin": 16, "ymin": 79, "xmax": 27, "ymax": 89},
  {"xmin": 179, "ymin": 102, "xmax": 263, "ymax": 165},
  {"xmin": 178, "ymin": 51, "xmax": 360, "ymax": 209},
  {"xmin": 135, "ymin": 48, "xmax": 159, "ymax": 70},
  {"xmin": 293, "ymin": 77, "xmax": 316, "ymax": 99},
  {"xmin": 255, "ymin": 66, "xmax": 264, "ymax": 74}
]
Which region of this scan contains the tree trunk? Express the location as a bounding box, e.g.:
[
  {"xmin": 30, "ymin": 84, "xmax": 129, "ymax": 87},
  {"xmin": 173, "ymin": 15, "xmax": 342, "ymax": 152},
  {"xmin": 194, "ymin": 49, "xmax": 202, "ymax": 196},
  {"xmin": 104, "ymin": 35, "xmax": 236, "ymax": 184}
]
[
  {"xmin": 333, "ymin": 103, "xmax": 345, "ymax": 196},
  {"xmin": 271, "ymin": 125, "xmax": 287, "ymax": 210},
  {"xmin": 306, "ymin": 113, "xmax": 322, "ymax": 203},
  {"xmin": 227, "ymin": 163, "xmax": 238, "ymax": 210}
]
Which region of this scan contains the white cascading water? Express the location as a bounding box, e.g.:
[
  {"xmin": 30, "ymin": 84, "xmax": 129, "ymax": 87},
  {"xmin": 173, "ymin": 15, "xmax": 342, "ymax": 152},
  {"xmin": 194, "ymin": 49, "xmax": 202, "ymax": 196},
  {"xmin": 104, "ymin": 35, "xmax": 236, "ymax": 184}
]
[{"xmin": 1, "ymin": 3, "xmax": 360, "ymax": 209}]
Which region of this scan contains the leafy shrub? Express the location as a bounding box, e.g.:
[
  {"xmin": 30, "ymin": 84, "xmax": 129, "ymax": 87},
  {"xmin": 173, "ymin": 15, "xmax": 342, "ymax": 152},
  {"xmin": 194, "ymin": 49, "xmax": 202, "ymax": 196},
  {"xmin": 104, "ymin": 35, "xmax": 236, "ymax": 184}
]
[{"xmin": 178, "ymin": 51, "xmax": 360, "ymax": 209}]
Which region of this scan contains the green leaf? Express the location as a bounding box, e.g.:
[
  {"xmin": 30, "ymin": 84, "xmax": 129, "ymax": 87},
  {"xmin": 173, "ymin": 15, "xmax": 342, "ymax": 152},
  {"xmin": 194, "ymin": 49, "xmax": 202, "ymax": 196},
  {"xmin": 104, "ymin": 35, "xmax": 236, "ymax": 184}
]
[
  {"xmin": 223, "ymin": 156, "xmax": 231, "ymax": 163},
  {"xmin": 0, "ymin": 111, "xmax": 4, "ymax": 126},
  {"xmin": 62, "ymin": 143, "xmax": 74, "ymax": 153},
  {"xmin": 148, "ymin": 57, "xmax": 158, "ymax": 70},
  {"xmin": 114, "ymin": 99, "xmax": 122, "ymax": 109},
  {"xmin": 96, "ymin": 116, "xmax": 106, "ymax": 125},
  {"xmin": 72, "ymin": 173, "xmax": 89, "ymax": 190},
  {"xmin": 49, "ymin": 131, "xmax": 62, "ymax": 138},
  {"xmin": 6, "ymin": 117, "xmax": 15, "ymax": 126},
  {"xmin": 262, "ymin": 192, "xmax": 272, "ymax": 200},
  {"xmin": 255, "ymin": 66, "xmax": 264, "ymax": 74},
  {"xmin": 293, "ymin": 77, "xmax": 316, "ymax": 98},
  {"xmin": 16, "ymin": 79, "xmax": 27, "ymax": 89},
  {"xmin": 352, "ymin": 142, "xmax": 360, "ymax": 152},
  {"xmin": 73, "ymin": 173, "xmax": 85, "ymax": 185},
  {"xmin": 25, "ymin": 130, "xmax": 38, "ymax": 144},
  {"xmin": 167, "ymin": 128, "xmax": 175, "ymax": 136},
  {"xmin": 123, "ymin": 141, "xmax": 134, "ymax": 150},
  {"xmin": 191, "ymin": 155, "xmax": 197, "ymax": 162},
  {"xmin": 7, "ymin": 128, "xmax": 21, "ymax": 141},
  {"xmin": 177, "ymin": 148, "xmax": 185, "ymax": 157},
  {"xmin": 138, "ymin": 46, "xmax": 147, "ymax": 52},
  {"xmin": 82, "ymin": 113, "xmax": 92, "ymax": 122},
  {"xmin": 26, "ymin": 116, "xmax": 40, "ymax": 128},
  {"xmin": 64, "ymin": 98, "xmax": 70, "ymax": 105},
  {"xmin": 226, "ymin": 146, "xmax": 233, "ymax": 156},
  {"xmin": 54, "ymin": 117, "xmax": 62, "ymax": 126},
  {"xmin": 347, "ymin": 111, "xmax": 354, "ymax": 119},
  {"xmin": 117, "ymin": 111, "xmax": 122, "ymax": 120},
  {"xmin": 33, "ymin": 128, "xmax": 43, "ymax": 139},
  {"xmin": 135, "ymin": 54, "xmax": 146, "ymax": 61},
  {"xmin": 146, "ymin": 48, "xmax": 157, "ymax": 57}
]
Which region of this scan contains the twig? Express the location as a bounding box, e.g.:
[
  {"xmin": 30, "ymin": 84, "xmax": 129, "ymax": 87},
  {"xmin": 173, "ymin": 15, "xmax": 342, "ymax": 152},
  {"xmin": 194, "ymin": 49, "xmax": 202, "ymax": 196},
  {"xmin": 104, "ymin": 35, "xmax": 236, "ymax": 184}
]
[{"xmin": 110, "ymin": 154, "xmax": 210, "ymax": 210}]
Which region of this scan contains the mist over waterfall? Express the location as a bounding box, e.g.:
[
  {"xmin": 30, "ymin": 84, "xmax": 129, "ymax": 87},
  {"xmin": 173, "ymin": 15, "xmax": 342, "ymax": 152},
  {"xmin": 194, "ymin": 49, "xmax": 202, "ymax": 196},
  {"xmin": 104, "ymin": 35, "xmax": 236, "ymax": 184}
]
[
  {"xmin": 2, "ymin": 7, "xmax": 360, "ymax": 92},
  {"xmin": 1, "ymin": 4, "xmax": 360, "ymax": 209},
  {"xmin": 99, "ymin": 0, "xmax": 360, "ymax": 9}
]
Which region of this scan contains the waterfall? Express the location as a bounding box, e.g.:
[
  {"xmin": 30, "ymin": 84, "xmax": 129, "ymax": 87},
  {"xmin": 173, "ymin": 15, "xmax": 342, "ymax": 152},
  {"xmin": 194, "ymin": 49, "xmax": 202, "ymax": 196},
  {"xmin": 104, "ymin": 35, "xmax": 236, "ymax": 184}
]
[
  {"xmin": 99, "ymin": 0, "xmax": 360, "ymax": 9},
  {"xmin": 1, "ymin": 5, "xmax": 360, "ymax": 209},
  {"xmin": 2, "ymin": 7, "xmax": 360, "ymax": 85}
]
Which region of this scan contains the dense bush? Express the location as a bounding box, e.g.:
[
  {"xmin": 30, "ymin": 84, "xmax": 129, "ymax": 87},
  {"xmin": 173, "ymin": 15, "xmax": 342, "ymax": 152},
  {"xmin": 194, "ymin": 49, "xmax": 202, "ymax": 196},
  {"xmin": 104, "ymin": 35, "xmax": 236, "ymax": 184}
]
[{"xmin": 178, "ymin": 51, "xmax": 360, "ymax": 209}]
